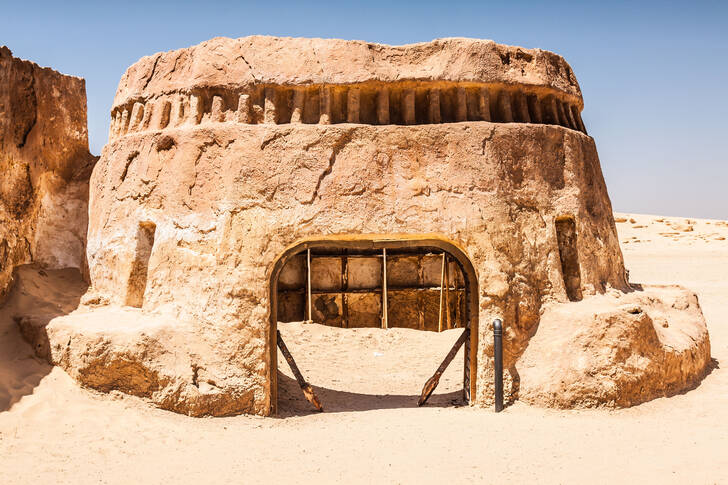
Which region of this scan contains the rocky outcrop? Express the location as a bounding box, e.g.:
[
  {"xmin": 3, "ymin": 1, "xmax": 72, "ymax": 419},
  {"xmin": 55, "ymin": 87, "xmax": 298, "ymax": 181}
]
[
  {"xmin": 0, "ymin": 46, "xmax": 96, "ymax": 298},
  {"xmin": 40, "ymin": 306, "xmax": 262, "ymax": 416},
  {"xmin": 517, "ymin": 285, "xmax": 711, "ymax": 407},
  {"xmin": 8, "ymin": 262, "xmax": 262, "ymax": 417}
]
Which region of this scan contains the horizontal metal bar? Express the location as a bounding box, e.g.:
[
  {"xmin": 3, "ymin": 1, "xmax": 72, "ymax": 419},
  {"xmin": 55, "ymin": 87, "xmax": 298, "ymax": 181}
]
[{"xmin": 277, "ymin": 286, "xmax": 466, "ymax": 294}]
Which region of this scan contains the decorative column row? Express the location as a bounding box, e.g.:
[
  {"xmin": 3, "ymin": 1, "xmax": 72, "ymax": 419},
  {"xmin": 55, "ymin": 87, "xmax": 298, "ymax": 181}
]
[{"xmin": 109, "ymin": 84, "xmax": 588, "ymax": 139}]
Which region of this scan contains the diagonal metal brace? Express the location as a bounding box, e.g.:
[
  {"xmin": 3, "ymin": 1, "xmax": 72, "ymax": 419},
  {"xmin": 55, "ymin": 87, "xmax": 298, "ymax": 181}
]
[
  {"xmin": 418, "ymin": 328, "xmax": 470, "ymax": 406},
  {"xmin": 277, "ymin": 330, "xmax": 324, "ymax": 412}
]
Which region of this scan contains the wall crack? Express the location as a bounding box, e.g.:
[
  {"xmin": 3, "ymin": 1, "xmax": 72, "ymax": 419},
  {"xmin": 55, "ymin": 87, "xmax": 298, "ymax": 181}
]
[{"xmin": 305, "ymin": 132, "xmax": 353, "ymax": 204}]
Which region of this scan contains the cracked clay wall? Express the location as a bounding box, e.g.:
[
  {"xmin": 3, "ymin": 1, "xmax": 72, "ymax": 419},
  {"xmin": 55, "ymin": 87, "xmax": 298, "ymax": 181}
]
[{"xmin": 88, "ymin": 121, "xmax": 626, "ymax": 411}]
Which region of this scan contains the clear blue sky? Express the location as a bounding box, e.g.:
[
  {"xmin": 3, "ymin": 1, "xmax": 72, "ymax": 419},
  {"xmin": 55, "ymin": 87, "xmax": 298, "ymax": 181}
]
[{"xmin": 2, "ymin": 1, "xmax": 726, "ymax": 218}]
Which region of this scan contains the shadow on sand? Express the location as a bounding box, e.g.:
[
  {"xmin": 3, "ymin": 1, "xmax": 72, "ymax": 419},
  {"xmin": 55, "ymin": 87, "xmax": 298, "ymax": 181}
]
[
  {"xmin": 276, "ymin": 372, "xmax": 466, "ymax": 416},
  {"xmin": 0, "ymin": 264, "xmax": 87, "ymax": 412}
]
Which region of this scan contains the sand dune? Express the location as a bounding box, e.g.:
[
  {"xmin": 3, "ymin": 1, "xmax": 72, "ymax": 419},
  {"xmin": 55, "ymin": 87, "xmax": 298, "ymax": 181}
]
[{"xmin": 0, "ymin": 213, "xmax": 727, "ymax": 484}]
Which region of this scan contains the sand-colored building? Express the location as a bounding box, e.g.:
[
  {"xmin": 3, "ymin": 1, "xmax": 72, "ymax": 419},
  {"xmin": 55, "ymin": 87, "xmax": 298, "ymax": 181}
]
[{"xmin": 3, "ymin": 37, "xmax": 711, "ymax": 416}]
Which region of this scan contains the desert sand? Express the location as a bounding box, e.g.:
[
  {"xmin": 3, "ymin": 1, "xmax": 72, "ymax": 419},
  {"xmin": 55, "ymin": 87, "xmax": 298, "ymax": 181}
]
[{"xmin": 0, "ymin": 211, "xmax": 726, "ymax": 483}]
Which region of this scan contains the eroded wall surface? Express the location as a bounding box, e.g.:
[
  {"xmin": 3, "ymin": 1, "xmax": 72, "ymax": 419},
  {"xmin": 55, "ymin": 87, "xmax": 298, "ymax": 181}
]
[
  {"xmin": 88, "ymin": 120, "xmax": 625, "ymax": 411},
  {"xmin": 83, "ymin": 37, "xmax": 630, "ymax": 414},
  {"xmin": 0, "ymin": 46, "xmax": 96, "ymax": 297}
]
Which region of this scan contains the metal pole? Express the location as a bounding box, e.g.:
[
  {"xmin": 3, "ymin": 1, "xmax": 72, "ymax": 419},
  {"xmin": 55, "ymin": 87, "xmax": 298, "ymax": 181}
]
[{"xmin": 493, "ymin": 318, "xmax": 503, "ymax": 412}]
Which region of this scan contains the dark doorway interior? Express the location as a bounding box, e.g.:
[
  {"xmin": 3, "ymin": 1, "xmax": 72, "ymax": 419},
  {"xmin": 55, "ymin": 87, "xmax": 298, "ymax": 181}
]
[
  {"xmin": 125, "ymin": 222, "xmax": 156, "ymax": 308},
  {"xmin": 555, "ymin": 217, "xmax": 582, "ymax": 302}
]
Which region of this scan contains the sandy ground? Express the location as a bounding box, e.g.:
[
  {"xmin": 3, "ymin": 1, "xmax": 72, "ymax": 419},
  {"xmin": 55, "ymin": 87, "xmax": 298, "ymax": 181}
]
[
  {"xmin": 1, "ymin": 212, "xmax": 727, "ymax": 484},
  {"xmin": 277, "ymin": 322, "xmax": 468, "ymax": 415}
]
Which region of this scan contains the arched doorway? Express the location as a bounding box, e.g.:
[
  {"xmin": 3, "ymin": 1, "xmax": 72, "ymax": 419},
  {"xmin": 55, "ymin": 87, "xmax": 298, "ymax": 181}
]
[{"xmin": 268, "ymin": 234, "xmax": 479, "ymax": 415}]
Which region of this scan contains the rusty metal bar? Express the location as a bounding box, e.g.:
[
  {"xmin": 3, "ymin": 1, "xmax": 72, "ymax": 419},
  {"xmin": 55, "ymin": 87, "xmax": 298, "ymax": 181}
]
[
  {"xmin": 463, "ymin": 322, "xmax": 470, "ymax": 402},
  {"xmin": 438, "ymin": 252, "xmax": 446, "ymax": 332},
  {"xmin": 277, "ymin": 330, "xmax": 323, "ymax": 412},
  {"xmin": 444, "ymin": 255, "xmax": 452, "ymax": 330},
  {"xmin": 341, "ymin": 254, "xmax": 348, "ymax": 328},
  {"xmin": 418, "ymin": 327, "xmax": 470, "ymax": 406},
  {"xmin": 382, "ymin": 248, "xmax": 388, "ymax": 329}
]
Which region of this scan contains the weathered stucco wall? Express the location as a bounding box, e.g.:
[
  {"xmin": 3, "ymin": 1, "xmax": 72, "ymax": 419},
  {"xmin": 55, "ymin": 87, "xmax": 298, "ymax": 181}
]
[
  {"xmin": 87, "ymin": 119, "xmax": 625, "ymax": 411},
  {"xmin": 0, "ymin": 46, "xmax": 96, "ymax": 299},
  {"xmin": 113, "ymin": 36, "xmax": 583, "ymax": 108}
]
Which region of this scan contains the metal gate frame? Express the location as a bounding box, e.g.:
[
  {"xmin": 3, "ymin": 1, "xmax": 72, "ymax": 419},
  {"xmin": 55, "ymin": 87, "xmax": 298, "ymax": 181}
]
[{"xmin": 267, "ymin": 233, "xmax": 479, "ymax": 415}]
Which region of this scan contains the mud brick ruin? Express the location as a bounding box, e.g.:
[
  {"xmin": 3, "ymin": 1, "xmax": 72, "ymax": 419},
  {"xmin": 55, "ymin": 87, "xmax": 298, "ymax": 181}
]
[
  {"xmin": 0, "ymin": 46, "xmax": 95, "ymax": 296},
  {"xmin": 3, "ymin": 37, "xmax": 711, "ymax": 416}
]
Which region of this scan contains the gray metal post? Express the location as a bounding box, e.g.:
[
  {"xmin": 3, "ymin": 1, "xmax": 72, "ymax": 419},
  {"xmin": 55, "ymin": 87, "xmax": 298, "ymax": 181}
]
[{"xmin": 493, "ymin": 318, "xmax": 503, "ymax": 412}]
